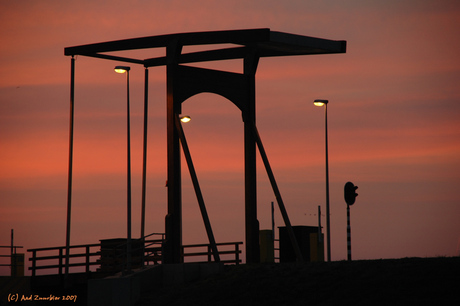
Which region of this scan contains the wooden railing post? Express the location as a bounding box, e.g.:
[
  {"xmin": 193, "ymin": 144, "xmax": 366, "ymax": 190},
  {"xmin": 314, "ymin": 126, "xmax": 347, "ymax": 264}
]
[
  {"xmin": 141, "ymin": 238, "xmax": 145, "ymax": 268},
  {"xmin": 59, "ymin": 248, "xmax": 63, "ymax": 275},
  {"xmin": 235, "ymin": 243, "xmax": 240, "ymax": 265},
  {"xmin": 86, "ymin": 246, "xmax": 90, "ymax": 273},
  {"xmin": 207, "ymin": 245, "xmax": 212, "ymax": 262},
  {"xmin": 31, "ymin": 250, "xmax": 36, "ymax": 277}
]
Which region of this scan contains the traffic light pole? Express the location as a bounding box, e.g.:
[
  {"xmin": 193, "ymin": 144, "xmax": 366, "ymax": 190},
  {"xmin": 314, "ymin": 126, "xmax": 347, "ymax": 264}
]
[
  {"xmin": 347, "ymin": 204, "xmax": 351, "ymax": 261},
  {"xmin": 344, "ymin": 181, "xmax": 358, "ymax": 262}
]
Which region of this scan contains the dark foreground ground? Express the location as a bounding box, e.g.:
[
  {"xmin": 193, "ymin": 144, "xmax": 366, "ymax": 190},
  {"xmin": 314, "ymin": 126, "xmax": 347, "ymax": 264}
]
[{"xmin": 138, "ymin": 257, "xmax": 460, "ymax": 306}]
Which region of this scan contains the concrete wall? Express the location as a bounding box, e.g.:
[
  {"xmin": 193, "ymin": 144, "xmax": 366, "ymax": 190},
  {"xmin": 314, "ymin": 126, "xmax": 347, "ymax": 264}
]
[{"xmin": 87, "ymin": 263, "xmax": 224, "ymax": 306}]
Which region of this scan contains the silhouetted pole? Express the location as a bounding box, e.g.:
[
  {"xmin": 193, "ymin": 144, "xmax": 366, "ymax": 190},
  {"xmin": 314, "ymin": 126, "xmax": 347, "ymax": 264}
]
[
  {"xmin": 318, "ymin": 206, "xmax": 322, "ymax": 243},
  {"xmin": 165, "ymin": 42, "xmax": 183, "ymax": 264},
  {"xmin": 347, "ymin": 204, "xmax": 351, "ymax": 261},
  {"xmin": 65, "ymin": 56, "xmax": 75, "ymax": 280},
  {"xmin": 244, "ymin": 50, "xmax": 260, "ymax": 263},
  {"xmin": 344, "ymin": 182, "xmax": 358, "ymax": 261},
  {"xmin": 325, "ymin": 102, "xmax": 330, "ymax": 261},
  {"xmin": 10, "ymin": 229, "xmax": 14, "ymax": 277},
  {"xmin": 141, "ymin": 68, "xmax": 149, "ymax": 240},
  {"xmin": 314, "ymin": 99, "xmax": 330, "ymax": 262},
  {"xmin": 271, "ymin": 201, "xmax": 275, "ymax": 241},
  {"xmin": 126, "ymin": 69, "xmax": 132, "ymax": 272},
  {"xmin": 115, "ymin": 66, "xmax": 132, "ymax": 272}
]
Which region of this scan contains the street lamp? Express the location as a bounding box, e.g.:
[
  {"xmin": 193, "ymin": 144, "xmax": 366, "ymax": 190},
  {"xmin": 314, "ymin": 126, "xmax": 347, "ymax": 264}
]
[
  {"xmin": 179, "ymin": 115, "xmax": 191, "ymax": 123},
  {"xmin": 314, "ymin": 99, "xmax": 330, "ymax": 262},
  {"xmin": 115, "ymin": 65, "xmax": 132, "ymax": 272}
]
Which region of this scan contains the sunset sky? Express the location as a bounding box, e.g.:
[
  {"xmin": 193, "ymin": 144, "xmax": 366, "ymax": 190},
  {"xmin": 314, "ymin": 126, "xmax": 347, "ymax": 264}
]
[{"xmin": 1, "ymin": 0, "xmax": 459, "ymax": 274}]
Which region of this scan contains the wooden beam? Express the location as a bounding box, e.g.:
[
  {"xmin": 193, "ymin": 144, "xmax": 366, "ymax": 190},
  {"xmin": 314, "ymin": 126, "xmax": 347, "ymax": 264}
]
[{"xmin": 64, "ymin": 28, "xmax": 270, "ymax": 56}]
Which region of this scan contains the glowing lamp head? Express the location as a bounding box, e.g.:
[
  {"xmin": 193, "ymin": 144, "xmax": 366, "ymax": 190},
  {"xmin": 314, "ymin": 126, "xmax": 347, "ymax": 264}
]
[
  {"xmin": 114, "ymin": 66, "xmax": 130, "ymax": 73},
  {"xmin": 179, "ymin": 115, "xmax": 191, "ymax": 123},
  {"xmin": 314, "ymin": 99, "xmax": 329, "ymax": 107}
]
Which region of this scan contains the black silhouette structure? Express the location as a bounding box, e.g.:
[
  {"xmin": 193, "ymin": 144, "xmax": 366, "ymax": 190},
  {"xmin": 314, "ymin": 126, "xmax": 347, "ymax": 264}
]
[
  {"xmin": 344, "ymin": 181, "xmax": 358, "ymax": 260},
  {"xmin": 64, "ymin": 29, "xmax": 346, "ymax": 266}
]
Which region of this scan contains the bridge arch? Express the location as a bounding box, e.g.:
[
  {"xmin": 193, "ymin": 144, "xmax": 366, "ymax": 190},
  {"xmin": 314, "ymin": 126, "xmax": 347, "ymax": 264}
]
[
  {"xmin": 180, "ymin": 93, "xmax": 246, "ymax": 248},
  {"xmin": 166, "ymin": 59, "xmax": 259, "ymax": 264},
  {"xmin": 173, "ymin": 64, "xmax": 249, "ymax": 113}
]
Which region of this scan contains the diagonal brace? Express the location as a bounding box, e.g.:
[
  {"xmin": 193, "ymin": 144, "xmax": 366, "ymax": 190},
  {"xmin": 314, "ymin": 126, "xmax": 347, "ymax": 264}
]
[
  {"xmin": 175, "ymin": 115, "xmax": 220, "ymax": 263},
  {"xmin": 253, "ymin": 124, "xmax": 304, "ymax": 262}
]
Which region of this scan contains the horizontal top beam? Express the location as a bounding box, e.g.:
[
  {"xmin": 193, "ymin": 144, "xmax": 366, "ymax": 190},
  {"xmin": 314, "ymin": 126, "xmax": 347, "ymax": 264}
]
[
  {"xmin": 64, "ymin": 28, "xmax": 346, "ymax": 66},
  {"xmin": 65, "ymin": 28, "xmax": 271, "ymax": 56}
]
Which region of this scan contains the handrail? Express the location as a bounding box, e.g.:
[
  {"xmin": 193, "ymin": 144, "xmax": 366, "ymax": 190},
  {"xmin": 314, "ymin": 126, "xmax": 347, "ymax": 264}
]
[
  {"xmin": 27, "ymin": 234, "xmax": 154, "ymax": 276},
  {"xmin": 0, "ymin": 246, "xmax": 24, "ymax": 248},
  {"xmin": 142, "ymin": 233, "xmax": 165, "ymax": 239},
  {"xmin": 28, "ymin": 243, "xmax": 99, "ymax": 252},
  {"xmin": 182, "ymin": 242, "xmax": 242, "ymax": 265},
  {"xmin": 28, "ymin": 244, "xmax": 100, "ymax": 277},
  {"xmin": 27, "ymin": 235, "xmax": 242, "ymax": 276}
]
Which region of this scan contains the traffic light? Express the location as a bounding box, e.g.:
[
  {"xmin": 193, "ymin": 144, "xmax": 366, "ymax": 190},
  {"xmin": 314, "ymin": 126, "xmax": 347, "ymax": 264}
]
[{"xmin": 344, "ymin": 182, "xmax": 358, "ymax": 205}]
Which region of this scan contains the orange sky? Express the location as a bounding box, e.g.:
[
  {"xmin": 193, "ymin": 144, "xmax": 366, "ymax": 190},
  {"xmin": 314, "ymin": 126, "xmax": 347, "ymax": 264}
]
[{"xmin": 1, "ymin": 0, "xmax": 460, "ymax": 274}]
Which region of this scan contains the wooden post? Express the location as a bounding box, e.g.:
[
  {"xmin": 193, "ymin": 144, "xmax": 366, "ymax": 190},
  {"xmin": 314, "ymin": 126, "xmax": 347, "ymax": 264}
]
[
  {"xmin": 86, "ymin": 246, "xmax": 90, "ymax": 273},
  {"xmin": 141, "ymin": 67, "xmax": 149, "ymax": 240},
  {"xmin": 59, "ymin": 248, "xmax": 63, "ymax": 276},
  {"xmin": 235, "ymin": 243, "xmax": 240, "ymax": 265},
  {"xmin": 31, "ymin": 250, "xmax": 36, "ymax": 277},
  {"xmin": 165, "ymin": 41, "xmax": 183, "ymax": 264},
  {"xmin": 243, "ymin": 50, "xmax": 260, "ymax": 264},
  {"xmin": 207, "ymin": 245, "xmax": 212, "ymax": 263},
  {"xmin": 65, "ymin": 55, "xmax": 75, "ymax": 280}
]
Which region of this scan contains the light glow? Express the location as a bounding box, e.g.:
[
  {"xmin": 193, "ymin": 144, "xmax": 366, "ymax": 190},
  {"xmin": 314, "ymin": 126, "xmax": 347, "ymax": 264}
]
[
  {"xmin": 114, "ymin": 66, "xmax": 130, "ymax": 73},
  {"xmin": 314, "ymin": 99, "xmax": 329, "ymax": 107},
  {"xmin": 179, "ymin": 115, "xmax": 191, "ymax": 123}
]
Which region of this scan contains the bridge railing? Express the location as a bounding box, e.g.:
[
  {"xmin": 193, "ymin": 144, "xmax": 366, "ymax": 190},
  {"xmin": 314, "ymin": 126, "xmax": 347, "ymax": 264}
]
[
  {"xmin": 27, "ymin": 236, "xmax": 242, "ymax": 276},
  {"xmin": 182, "ymin": 242, "xmax": 242, "ymax": 265},
  {"xmin": 28, "ymin": 243, "xmax": 100, "ymax": 277}
]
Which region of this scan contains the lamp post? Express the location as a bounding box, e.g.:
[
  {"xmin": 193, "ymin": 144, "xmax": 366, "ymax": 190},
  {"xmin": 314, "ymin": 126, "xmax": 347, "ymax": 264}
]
[
  {"xmin": 65, "ymin": 56, "xmax": 75, "ymax": 283},
  {"xmin": 314, "ymin": 99, "xmax": 330, "ymax": 262},
  {"xmin": 115, "ymin": 65, "xmax": 132, "ymax": 273}
]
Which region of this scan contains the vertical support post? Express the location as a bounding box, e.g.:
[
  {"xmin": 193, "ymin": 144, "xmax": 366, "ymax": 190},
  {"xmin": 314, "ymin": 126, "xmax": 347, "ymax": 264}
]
[
  {"xmin": 347, "ymin": 204, "xmax": 351, "ymax": 261},
  {"xmin": 318, "ymin": 206, "xmax": 322, "ymax": 243},
  {"xmin": 86, "ymin": 246, "xmax": 90, "ymax": 273},
  {"xmin": 31, "ymin": 250, "xmax": 36, "ymax": 277},
  {"xmin": 243, "ymin": 50, "xmax": 260, "ymax": 264},
  {"xmin": 165, "ymin": 41, "xmax": 183, "ymax": 264},
  {"xmin": 65, "ymin": 55, "xmax": 75, "ymax": 281},
  {"xmin": 271, "ymin": 202, "xmax": 275, "ymax": 241},
  {"xmin": 207, "ymin": 245, "xmax": 212, "ymax": 263},
  {"xmin": 59, "ymin": 248, "xmax": 63, "ymax": 276},
  {"xmin": 235, "ymin": 243, "xmax": 240, "ymax": 265},
  {"xmin": 141, "ymin": 68, "xmax": 149, "ymax": 241},
  {"xmin": 126, "ymin": 69, "xmax": 132, "ymax": 273},
  {"xmin": 141, "ymin": 238, "xmax": 145, "ymax": 267},
  {"xmin": 10, "ymin": 229, "xmax": 15, "ymax": 277},
  {"xmin": 324, "ymin": 103, "xmax": 331, "ymax": 262}
]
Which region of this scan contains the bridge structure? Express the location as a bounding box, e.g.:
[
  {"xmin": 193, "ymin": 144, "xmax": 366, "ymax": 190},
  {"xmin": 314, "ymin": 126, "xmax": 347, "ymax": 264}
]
[{"xmin": 63, "ymin": 28, "xmax": 346, "ymax": 273}]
